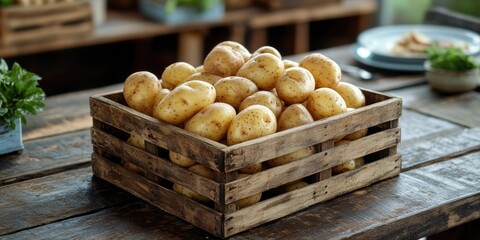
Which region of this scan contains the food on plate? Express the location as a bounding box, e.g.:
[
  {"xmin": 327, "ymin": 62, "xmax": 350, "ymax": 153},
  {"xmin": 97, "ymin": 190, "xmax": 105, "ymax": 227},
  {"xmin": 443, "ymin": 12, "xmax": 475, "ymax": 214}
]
[
  {"xmin": 333, "ymin": 82, "xmax": 366, "ymax": 109},
  {"xmin": 277, "ymin": 104, "xmax": 314, "ymax": 132},
  {"xmin": 161, "ymin": 62, "xmax": 196, "ymax": 90},
  {"xmin": 213, "ymin": 76, "xmax": 258, "ymax": 110},
  {"xmin": 275, "ymin": 66, "xmax": 315, "ymax": 104},
  {"xmin": 153, "ymin": 80, "xmax": 216, "ymax": 126},
  {"xmin": 184, "ymin": 102, "xmax": 236, "ymax": 142},
  {"xmin": 299, "ymin": 53, "xmax": 341, "ymax": 88},
  {"xmin": 227, "ymin": 105, "xmax": 277, "ymax": 146},
  {"xmin": 204, "ymin": 45, "xmax": 245, "ymax": 77},
  {"xmin": 306, "ymin": 88, "xmax": 347, "ymax": 120},
  {"xmin": 391, "ymin": 30, "xmax": 469, "ymax": 57},
  {"xmin": 169, "ymin": 151, "xmax": 196, "ymax": 168},
  {"xmin": 238, "ymin": 90, "xmax": 284, "ymax": 119},
  {"xmin": 237, "ymin": 53, "xmax": 284, "ymax": 90},
  {"xmin": 123, "ymin": 71, "xmax": 161, "ymax": 116}
]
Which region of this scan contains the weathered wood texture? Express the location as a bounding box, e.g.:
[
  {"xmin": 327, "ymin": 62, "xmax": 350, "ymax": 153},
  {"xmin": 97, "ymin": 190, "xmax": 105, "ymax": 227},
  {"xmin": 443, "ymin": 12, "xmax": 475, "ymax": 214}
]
[
  {"xmin": 90, "ymin": 88, "xmax": 402, "ymax": 237},
  {"xmin": 2, "ymin": 151, "xmax": 478, "ymax": 239},
  {"xmin": 0, "ymin": 167, "xmax": 134, "ymax": 236}
]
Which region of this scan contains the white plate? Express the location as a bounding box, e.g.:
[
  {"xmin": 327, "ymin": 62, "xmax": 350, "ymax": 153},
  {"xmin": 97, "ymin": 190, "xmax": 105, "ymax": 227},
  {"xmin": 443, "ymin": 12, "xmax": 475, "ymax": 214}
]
[
  {"xmin": 358, "ymin": 24, "xmax": 480, "ymax": 60},
  {"xmin": 352, "ymin": 45, "xmax": 425, "ymax": 72}
]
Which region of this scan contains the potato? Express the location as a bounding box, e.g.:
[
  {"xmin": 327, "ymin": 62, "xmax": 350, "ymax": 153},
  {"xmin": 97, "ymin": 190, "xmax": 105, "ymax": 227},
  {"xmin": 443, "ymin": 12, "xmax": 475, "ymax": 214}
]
[
  {"xmin": 184, "ymin": 102, "xmax": 236, "ymax": 142},
  {"xmin": 333, "ymin": 82, "xmax": 366, "ymax": 109},
  {"xmin": 169, "ymin": 151, "xmax": 196, "ymax": 168},
  {"xmin": 122, "ymin": 160, "xmax": 146, "ymax": 176},
  {"xmin": 227, "ymin": 105, "xmax": 277, "ymax": 146},
  {"xmin": 153, "ymin": 80, "xmax": 216, "ymax": 126},
  {"xmin": 123, "ymin": 71, "xmax": 160, "ymax": 116},
  {"xmin": 252, "ymin": 46, "xmax": 282, "ymax": 59},
  {"xmin": 284, "ymin": 181, "xmax": 309, "ymax": 192},
  {"xmin": 275, "ymin": 67, "xmax": 315, "ymax": 104},
  {"xmin": 239, "ymin": 90, "xmax": 284, "ymax": 119},
  {"xmin": 306, "ymin": 88, "xmax": 347, "ymax": 120},
  {"xmin": 204, "ymin": 45, "xmax": 245, "ymax": 77},
  {"xmin": 299, "ymin": 53, "xmax": 341, "ymax": 88},
  {"xmin": 235, "ymin": 173, "xmax": 262, "ymax": 209},
  {"xmin": 343, "ymin": 108, "xmax": 368, "ymax": 141},
  {"xmin": 331, "ymin": 140, "xmax": 356, "ymax": 175},
  {"xmin": 126, "ymin": 134, "xmax": 145, "ymax": 149},
  {"xmin": 195, "ymin": 65, "xmax": 204, "ymax": 73},
  {"xmin": 173, "ymin": 183, "xmax": 210, "ymax": 202},
  {"xmin": 277, "ymin": 104, "xmax": 314, "ymax": 131},
  {"xmin": 239, "ymin": 163, "xmax": 262, "ymax": 174},
  {"xmin": 283, "ymin": 59, "xmax": 299, "ymax": 69},
  {"xmin": 214, "ymin": 76, "xmax": 258, "ymax": 110},
  {"xmin": 189, "ymin": 163, "xmax": 214, "ymax": 179},
  {"xmin": 161, "ymin": 62, "xmax": 196, "ymax": 90},
  {"xmin": 217, "ymin": 40, "xmax": 251, "ymax": 62},
  {"xmin": 268, "ymin": 146, "xmax": 316, "ymax": 167},
  {"xmin": 184, "ymin": 72, "xmax": 223, "ymax": 85},
  {"xmin": 154, "ymin": 88, "xmax": 171, "ymax": 106},
  {"xmin": 237, "ymin": 53, "xmax": 284, "ymax": 90}
]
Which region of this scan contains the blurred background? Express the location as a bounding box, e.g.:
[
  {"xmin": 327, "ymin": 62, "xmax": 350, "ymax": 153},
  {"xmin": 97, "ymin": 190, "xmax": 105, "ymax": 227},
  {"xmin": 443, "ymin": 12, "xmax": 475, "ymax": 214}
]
[{"xmin": 0, "ymin": 0, "xmax": 478, "ymax": 96}]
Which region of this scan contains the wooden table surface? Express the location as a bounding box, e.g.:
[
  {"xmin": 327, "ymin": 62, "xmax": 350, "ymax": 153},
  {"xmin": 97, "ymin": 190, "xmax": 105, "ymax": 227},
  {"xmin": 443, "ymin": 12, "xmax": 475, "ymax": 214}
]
[{"xmin": 1, "ymin": 45, "xmax": 479, "ymax": 239}]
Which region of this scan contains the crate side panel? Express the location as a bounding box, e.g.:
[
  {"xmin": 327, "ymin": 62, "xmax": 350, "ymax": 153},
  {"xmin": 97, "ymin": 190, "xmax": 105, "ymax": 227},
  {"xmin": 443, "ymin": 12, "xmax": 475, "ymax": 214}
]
[
  {"xmin": 91, "ymin": 153, "xmax": 224, "ymax": 237},
  {"xmin": 224, "ymin": 97, "xmax": 402, "ymax": 172},
  {"xmin": 224, "ymin": 154, "xmax": 402, "ymax": 237},
  {"xmin": 91, "ymin": 128, "xmax": 221, "ymax": 203},
  {"xmin": 90, "ymin": 95, "xmax": 225, "ymax": 172},
  {"xmin": 224, "ymin": 128, "xmax": 401, "ymax": 203}
]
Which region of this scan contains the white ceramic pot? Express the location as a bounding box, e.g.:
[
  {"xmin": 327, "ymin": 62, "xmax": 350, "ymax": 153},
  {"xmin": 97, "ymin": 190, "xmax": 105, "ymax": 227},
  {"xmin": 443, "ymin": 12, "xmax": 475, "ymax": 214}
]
[{"xmin": 424, "ymin": 61, "xmax": 480, "ymax": 93}]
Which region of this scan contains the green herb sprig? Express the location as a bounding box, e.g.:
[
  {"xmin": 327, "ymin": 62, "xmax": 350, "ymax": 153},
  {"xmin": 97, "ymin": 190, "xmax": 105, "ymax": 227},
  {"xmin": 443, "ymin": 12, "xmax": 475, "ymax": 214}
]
[
  {"xmin": 0, "ymin": 59, "xmax": 45, "ymax": 130},
  {"xmin": 426, "ymin": 46, "xmax": 478, "ymax": 72}
]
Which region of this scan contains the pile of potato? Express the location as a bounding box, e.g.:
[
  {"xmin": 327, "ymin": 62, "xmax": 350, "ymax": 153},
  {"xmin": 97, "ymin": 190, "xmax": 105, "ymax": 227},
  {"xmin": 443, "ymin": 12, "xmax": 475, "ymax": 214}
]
[{"xmin": 122, "ymin": 41, "xmax": 367, "ymax": 208}]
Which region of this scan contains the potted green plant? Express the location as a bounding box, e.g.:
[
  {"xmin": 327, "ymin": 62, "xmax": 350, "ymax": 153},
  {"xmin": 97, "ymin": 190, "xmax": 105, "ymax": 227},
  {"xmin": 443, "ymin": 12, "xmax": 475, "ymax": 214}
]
[
  {"xmin": 0, "ymin": 59, "xmax": 45, "ymax": 155},
  {"xmin": 424, "ymin": 46, "xmax": 479, "ymax": 93},
  {"xmin": 139, "ymin": 0, "xmax": 225, "ymax": 24}
]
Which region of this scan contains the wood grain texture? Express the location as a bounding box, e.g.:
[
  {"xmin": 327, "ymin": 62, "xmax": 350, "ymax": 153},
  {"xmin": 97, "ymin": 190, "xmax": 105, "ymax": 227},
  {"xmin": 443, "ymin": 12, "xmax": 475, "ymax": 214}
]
[
  {"xmin": 400, "ymin": 127, "xmax": 480, "ymax": 171},
  {"xmin": 0, "ymin": 167, "xmax": 133, "ymax": 236},
  {"xmin": 23, "ymin": 84, "xmax": 122, "ymax": 141},
  {"xmin": 399, "ymin": 109, "xmax": 461, "ymax": 142},
  {"xmin": 3, "ymin": 152, "xmax": 477, "ymax": 239},
  {"xmin": 0, "ymin": 129, "xmax": 92, "ymax": 186}
]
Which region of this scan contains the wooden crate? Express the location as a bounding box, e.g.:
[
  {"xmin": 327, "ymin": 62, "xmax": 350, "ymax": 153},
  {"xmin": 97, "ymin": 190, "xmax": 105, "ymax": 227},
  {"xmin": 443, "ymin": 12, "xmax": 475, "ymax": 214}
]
[
  {"xmin": 90, "ymin": 88, "xmax": 402, "ymax": 238},
  {"xmin": 0, "ymin": 0, "xmax": 93, "ymax": 47}
]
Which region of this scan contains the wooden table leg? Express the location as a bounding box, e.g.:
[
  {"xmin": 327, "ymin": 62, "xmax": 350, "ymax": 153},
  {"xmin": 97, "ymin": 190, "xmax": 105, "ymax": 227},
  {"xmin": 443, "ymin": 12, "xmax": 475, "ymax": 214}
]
[{"xmin": 178, "ymin": 30, "xmax": 205, "ymax": 67}]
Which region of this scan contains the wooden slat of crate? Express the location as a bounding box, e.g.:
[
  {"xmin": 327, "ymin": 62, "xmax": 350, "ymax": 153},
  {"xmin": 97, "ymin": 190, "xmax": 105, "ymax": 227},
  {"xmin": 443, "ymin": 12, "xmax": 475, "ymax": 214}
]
[
  {"xmin": 224, "ymin": 154, "xmax": 401, "ymax": 237},
  {"xmin": 0, "ymin": 1, "xmax": 93, "ymax": 47}
]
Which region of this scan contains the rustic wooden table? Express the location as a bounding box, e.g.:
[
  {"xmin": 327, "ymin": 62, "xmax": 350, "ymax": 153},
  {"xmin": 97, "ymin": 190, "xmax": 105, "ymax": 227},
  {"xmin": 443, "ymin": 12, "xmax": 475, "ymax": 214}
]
[{"xmin": 1, "ymin": 45, "xmax": 479, "ymax": 239}]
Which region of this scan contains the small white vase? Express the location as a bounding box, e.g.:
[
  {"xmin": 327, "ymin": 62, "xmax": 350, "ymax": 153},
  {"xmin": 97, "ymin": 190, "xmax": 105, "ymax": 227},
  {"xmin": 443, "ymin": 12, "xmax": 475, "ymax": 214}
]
[
  {"xmin": 424, "ymin": 61, "xmax": 480, "ymax": 93},
  {"xmin": 0, "ymin": 118, "xmax": 24, "ymax": 155}
]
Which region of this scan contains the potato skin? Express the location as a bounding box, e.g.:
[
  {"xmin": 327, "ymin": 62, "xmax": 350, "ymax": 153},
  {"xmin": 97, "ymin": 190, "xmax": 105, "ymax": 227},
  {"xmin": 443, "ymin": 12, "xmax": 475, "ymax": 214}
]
[
  {"xmin": 277, "ymin": 104, "xmax": 314, "ymax": 131},
  {"xmin": 283, "ymin": 59, "xmax": 299, "ymax": 69},
  {"xmin": 161, "ymin": 62, "xmax": 196, "ymax": 90},
  {"xmin": 275, "ymin": 67, "xmax": 315, "ymax": 104},
  {"xmin": 284, "ymin": 181, "xmax": 309, "ymax": 192},
  {"xmin": 252, "ymin": 46, "xmax": 282, "ymax": 59},
  {"xmin": 237, "ymin": 53, "xmax": 284, "ymax": 90},
  {"xmin": 217, "ymin": 41, "xmax": 251, "ymax": 62},
  {"xmin": 154, "ymin": 88, "xmax": 171, "ymax": 106},
  {"xmin": 235, "ymin": 173, "xmax": 262, "ymax": 209},
  {"xmin": 153, "ymin": 80, "xmax": 216, "ymax": 126},
  {"xmin": 204, "ymin": 45, "xmax": 245, "ymax": 77},
  {"xmin": 126, "ymin": 134, "xmax": 145, "ymax": 149},
  {"xmin": 299, "ymin": 53, "xmax": 341, "ymax": 88},
  {"xmin": 169, "ymin": 151, "xmax": 196, "ymax": 168},
  {"xmin": 184, "ymin": 72, "xmax": 223, "ymax": 86},
  {"xmin": 239, "ymin": 90, "xmax": 284, "ymax": 119},
  {"xmin": 268, "ymin": 146, "xmax": 316, "ymax": 167},
  {"xmin": 227, "ymin": 105, "xmax": 277, "ymax": 146},
  {"xmin": 214, "ymin": 76, "xmax": 258, "ymax": 110},
  {"xmin": 333, "ymin": 82, "xmax": 366, "ymax": 109},
  {"xmin": 123, "ymin": 71, "xmax": 160, "ymax": 116},
  {"xmin": 306, "ymin": 88, "xmax": 347, "ymax": 120},
  {"xmin": 184, "ymin": 102, "xmax": 236, "ymax": 142}
]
